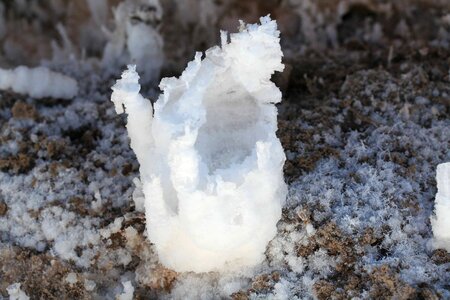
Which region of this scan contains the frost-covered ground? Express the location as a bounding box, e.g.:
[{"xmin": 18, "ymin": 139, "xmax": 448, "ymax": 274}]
[{"xmin": 0, "ymin": 0, "xmax": 449, "ymax": 299}]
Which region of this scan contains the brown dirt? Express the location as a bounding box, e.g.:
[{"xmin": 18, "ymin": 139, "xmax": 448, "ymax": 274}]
[
  {"xmin": 0, "ymin": 153, "xmax": 35, "ymax": 174},
  {"xmin": 0, "ymin": 247, "xmax": 89, "ymax": 300},
  {"xmin": 11, "ymin": 101, "xmax": 38, "ymax": 120},
  {"xmin": 0, "ymin": 201, "xmax": 7, "ymax": 216}
]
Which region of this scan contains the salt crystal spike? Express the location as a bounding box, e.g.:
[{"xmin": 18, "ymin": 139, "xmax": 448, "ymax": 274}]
[
  {"xmin": 431, "ymin": 162, "xmax": 450, "ymax": 252},
  {"xmin": 0, "ymin": 66, "xmax": 78, "ymax": 99},
  {"xmin": 111, "ymin": 65, "xmax": 154, "ymax": 176},
  {"xmin": 112, "ymin": 15, "xmax": 287, "ymax": 272}
]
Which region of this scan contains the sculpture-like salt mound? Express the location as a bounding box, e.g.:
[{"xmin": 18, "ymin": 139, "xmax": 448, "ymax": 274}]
[{"xmin": 111, "ymin": 16, "xmax": 286, "ymax": 272}]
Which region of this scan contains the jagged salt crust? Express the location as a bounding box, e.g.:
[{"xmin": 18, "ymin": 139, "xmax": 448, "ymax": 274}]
[
  {"xmin": 112, "ymin": 16, "xmax": 286, "ymax": 272},
  {"xmin": 0, "ymin": 66, "xmax": 78, "ymax": 99},
  {"xmin": 431, "ymin": 162, "xmax": 450, "ymax": 251}
]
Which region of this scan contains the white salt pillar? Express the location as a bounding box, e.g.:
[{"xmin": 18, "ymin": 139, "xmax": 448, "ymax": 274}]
[{"xmin": 431, "ymin": 162, "xmax": 450, "ymax": 252}]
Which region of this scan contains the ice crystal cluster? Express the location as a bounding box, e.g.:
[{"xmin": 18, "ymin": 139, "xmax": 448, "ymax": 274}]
[
  {"xmin": 431, "ymin": 162, "xmax": 450, "ymax": 251},
  {"xmin": 111, "ymin": 16, "xmax": 286, "ymax": 272}
]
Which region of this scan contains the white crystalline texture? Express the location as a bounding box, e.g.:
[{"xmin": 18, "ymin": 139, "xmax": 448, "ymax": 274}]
[
  {"xmin": 112, "ymin": 16, "xmax": 287, "ymax": 272},
  {"xmin": 7, "ymin": 283, "xmax": 30, "ymax": 300},
  {"xmin": 431, "ymin": 162, "xmax": 450, "ymax": 252},
  {"xmin": 65, "ymin": 273, "xmax": 78, "ymax": 285},
  {"xmin": 117, "ymin": 281, "xmax": 135, "ymax": 300},
  {"xmin": 0, "ymin": 66, "xmax": 78, "ymax": 99},
  {"xmin": 84, "ymin": 279, "xmax": 96, "ymax": 292}
]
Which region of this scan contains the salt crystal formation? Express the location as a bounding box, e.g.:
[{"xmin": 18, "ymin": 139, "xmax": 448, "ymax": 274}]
[
  {"xmin": 431, "ymin": 162, "xmax": 450, "ymax": 251},
  {"xmin": 112, "ymin": 16, "xmax": 286, "ymax": 272},
  {"xmin": 0, "ymin": 66, "xmax": 78, "ymax": 99},
  {"xmin": 103, "ymin": 0, "xmax": 164, "ymax": 84}
]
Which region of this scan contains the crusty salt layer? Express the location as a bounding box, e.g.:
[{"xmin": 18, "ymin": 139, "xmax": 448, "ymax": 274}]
[
  {"xmin": 431, "ymin": 162, "xmax": 450, "ymax": 251},
  {"xmin": 112, "ymin": 16, "xmax": 286, "ymax": 272}
]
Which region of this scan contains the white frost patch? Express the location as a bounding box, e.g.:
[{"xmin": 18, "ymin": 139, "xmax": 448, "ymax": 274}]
[
  {"xmin": 65, "ymin": 272, "xmax": 78, "ymax": 286},
  {"xmin": 40, "ymin": 206, "xmax": 100, "ymax": 267},
  {"xmin": 111, "ymin": 16, "xmax": 286, "ymax": 272},
  {"xmin": 84, "ymin": 279, "xmax": 96, "ymax": 292},
  {"xmin": 0, "ymin": 66, "xmax": 78, "ymax": 99},
  {"xmin": 431, "ymin": 162, "xmax": 450, "ymax": 251},
  {"xmin": 117, "ymin": 281, "xmax": 134, "ymax": 300},
  {"xmin": 6, "ymin": 283, "xmax": 29, "ymax": 300}
]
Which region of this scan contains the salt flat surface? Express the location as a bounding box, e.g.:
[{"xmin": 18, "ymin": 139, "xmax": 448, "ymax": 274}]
[{"xmin": 0, "ymin": 0, "xmax": 449, "ymax": 299}]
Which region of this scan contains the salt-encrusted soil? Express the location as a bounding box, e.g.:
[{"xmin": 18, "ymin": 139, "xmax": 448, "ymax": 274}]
[{"xmin": 0, "ymin": 0, "xmax": 449, "ymax": 299}]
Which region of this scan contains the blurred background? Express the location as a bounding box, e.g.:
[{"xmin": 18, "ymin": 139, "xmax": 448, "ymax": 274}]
[{"xmin": 2, "ymin": 0, "xmax": 450, "ymax": 81}]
